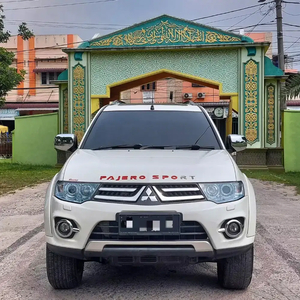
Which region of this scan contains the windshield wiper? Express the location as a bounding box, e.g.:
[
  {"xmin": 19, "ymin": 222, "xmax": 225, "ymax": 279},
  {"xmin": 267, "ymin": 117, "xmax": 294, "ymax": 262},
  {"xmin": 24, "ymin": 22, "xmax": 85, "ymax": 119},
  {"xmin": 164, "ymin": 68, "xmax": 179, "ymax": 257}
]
[
  {"xmin": 92, "ymin": 144, "xmax": 215, "ymax": 150},
  {"xmin": 92, "ymin": 144, "xmax": 143, "ymax": 150},
  {"xmin": 141, "ymin": 145, "xmax": 215, "ymax": 150},
  {"xmin": 173, "ymin": 145, "xmax": 215, "ymax": 150},
  {"xmin": 140, "ymin": 145, "xmax": 166, "ymax": 149}
]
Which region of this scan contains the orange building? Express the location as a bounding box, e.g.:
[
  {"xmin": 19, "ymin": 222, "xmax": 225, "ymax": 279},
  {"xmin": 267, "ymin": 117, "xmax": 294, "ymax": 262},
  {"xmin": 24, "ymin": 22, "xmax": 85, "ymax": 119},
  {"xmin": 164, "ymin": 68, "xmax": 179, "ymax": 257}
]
[{"xmin": 0, "ymin": 34, "xmax": 82, "ymax": 131}]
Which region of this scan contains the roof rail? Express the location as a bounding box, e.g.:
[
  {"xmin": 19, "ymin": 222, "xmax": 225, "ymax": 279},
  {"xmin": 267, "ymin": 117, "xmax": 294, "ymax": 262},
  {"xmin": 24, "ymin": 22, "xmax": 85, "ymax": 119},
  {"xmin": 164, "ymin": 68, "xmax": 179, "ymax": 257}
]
[{"xmin": 110, "ymin": 100, "xmax": 126, "ymax": 105}]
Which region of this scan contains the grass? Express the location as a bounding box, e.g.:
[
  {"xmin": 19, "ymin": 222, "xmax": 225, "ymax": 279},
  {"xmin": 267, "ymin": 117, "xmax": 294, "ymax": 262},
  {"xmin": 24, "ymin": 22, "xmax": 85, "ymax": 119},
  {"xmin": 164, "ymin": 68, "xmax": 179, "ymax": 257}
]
[
  {"xmin": 0, "ymin": 161, "xmax": 59, "ymax": 196},
  {"xmin": 243, "ymin": 169, "xmax": 300, "ymax": 194},
  {"xmin": 0, "ymin": 160, "xmax": 299, "ymax": 196}
]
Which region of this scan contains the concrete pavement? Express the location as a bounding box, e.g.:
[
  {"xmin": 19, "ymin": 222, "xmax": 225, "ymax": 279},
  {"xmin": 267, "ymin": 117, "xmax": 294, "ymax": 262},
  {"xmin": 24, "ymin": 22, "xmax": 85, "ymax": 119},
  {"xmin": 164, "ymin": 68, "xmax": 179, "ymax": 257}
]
[{"xmin": 0, "ymin": 179, "xmax": 299, "ymax": 300}]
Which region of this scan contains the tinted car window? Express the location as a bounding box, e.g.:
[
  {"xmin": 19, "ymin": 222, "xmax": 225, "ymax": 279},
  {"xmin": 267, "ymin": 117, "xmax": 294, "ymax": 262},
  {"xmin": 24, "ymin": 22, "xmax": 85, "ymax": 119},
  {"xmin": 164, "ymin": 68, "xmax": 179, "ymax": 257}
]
[{"xmin": 82, "ymin": 110, "xmax": 221, "ymax": 149}]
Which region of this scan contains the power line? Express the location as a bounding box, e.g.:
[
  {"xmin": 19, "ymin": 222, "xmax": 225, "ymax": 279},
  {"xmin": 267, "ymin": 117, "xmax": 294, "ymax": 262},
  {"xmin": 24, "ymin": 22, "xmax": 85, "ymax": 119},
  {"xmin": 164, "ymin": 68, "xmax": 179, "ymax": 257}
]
[
  {"xmin": 283, "ymin": 22, "xmax": 300, "ymax": 28},
  {"xmin": 5, "ymin": 39, "xmax": 88, "ymax": 55},
  {"xmin": 229, "ymin": 23, "xmax": 275, "ymax": 31},
  {"xmin": 227, "ymin": 8, "xmax": 262, "ymax": 31},
  {"xmin": 3, "ymin": 0, "xmax": 116, "ymax": 11},
  {"xmin": 282, "ymin": 1, "xmax": 300, "ymax": 4},
  {"xmin": 205, "ymin": 13, "xmax": 257, "ymax": 25},
  {"xmin": 6, "ymin": 21, "xmax": 124, "ymax": 30},
  {"xmin": 11, "ymin": 86, "xmax": 59, "ymax": 90},
  {"xmin": 283, "ymin": 10, "xmax": 300, "ymax": 16},
  {"xmin": 6, "ymin": 19, "xmax": 128, "ymax": 27},
  {"xmin": 1, "ymin": 0, "xmax": 38, "ymax": 3},
  {"xmin": 191, "ymin": 2, "xmax": 272, "ymax": 21},
  {"xmin": 285, "ymin": 36, "xmax": 300, "ymax": 51}
]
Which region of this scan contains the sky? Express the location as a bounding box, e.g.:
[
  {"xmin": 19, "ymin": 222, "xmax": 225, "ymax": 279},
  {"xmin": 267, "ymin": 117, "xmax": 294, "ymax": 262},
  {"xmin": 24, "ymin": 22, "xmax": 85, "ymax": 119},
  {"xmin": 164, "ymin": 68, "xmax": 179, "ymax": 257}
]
[{"xmin": 3, "ymin": 0, "xmax": 300, "ymax": 69}]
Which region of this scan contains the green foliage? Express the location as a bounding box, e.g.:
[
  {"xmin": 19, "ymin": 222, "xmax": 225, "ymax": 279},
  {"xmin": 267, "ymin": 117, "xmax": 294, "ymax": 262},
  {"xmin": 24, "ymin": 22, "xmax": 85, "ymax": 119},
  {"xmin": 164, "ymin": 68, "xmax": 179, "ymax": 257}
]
[
  {"xmin": 243, "ymin": 169, "xmax": 300, "ymax": 194},
  {"xmin": 0, "ymin": 48, "xmax": 24, "ymax": 106},
  {"xmin": 0, "ymin": 5, "xmax": 34, "ymax": 107},
  {"xmin": 0, "ymin": 6, "xmax": 10, "ymax": 43},
  {"xmin": 18, "ymin": 22, "xmax": 34, "ymax": 41},
  {"xmin": 283, "ymin": 73, "xmax": 300, "ymax": 99},
  {"xmin": 0, "ymin": 162, "xmax": 58, "ymax": 195}
]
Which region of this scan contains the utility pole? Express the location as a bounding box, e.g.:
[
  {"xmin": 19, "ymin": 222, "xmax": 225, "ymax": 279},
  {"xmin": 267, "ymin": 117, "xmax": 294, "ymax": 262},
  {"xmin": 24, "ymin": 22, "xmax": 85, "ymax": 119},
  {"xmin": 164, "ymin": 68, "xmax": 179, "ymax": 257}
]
[
  {"xmin": 259, "ymin": 0, "xmax": 285, "ymax": 144},
  {"xmin": 276, "ymin": 0, "xmax": 285, "ymax": 72},
  {"xmin": 259, "ymin": 0, "xmax": 284, "ymax": 71},
  {"xmin": 275, "ymin": 0, "xmax": 286, "ymax": 112}
]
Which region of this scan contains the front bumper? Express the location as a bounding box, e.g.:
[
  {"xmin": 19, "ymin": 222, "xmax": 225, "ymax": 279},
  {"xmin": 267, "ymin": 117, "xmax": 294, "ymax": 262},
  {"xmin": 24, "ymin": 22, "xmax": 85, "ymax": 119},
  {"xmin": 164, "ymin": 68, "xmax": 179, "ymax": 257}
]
[
  {"xmin": 47, "ymin": 242, "xmax": 253, "ymax": 264},
  {"xmin": 45, "ymin": 193, "xmax": 255, "ymax": 261}
]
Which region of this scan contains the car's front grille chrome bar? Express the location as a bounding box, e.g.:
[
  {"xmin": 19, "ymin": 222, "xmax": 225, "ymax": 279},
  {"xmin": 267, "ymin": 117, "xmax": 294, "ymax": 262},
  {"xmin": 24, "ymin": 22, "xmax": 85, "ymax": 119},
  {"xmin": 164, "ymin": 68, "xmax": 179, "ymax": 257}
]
[
  {"xmin": 161, "ymin": 187, "xmax": 200, "ymax": 192},
  {"xmin": 99, "ymin": 187, "xmax": 137, "ymax": 192},
  {"xmin": 94, "ymin": 185, "xmax": 145, "ymax": 202},
  {"xmin": 153, "ymin": 184, "xmax": 204, "ymax": 202}
]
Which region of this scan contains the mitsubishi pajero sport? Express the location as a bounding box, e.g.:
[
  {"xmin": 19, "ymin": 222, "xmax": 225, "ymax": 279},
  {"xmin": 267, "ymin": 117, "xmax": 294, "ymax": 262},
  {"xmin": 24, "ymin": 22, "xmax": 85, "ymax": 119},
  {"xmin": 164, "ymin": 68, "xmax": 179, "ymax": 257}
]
[{"xmin": 44, "ymin": 101, "xmax": 256, "ymax": 290}]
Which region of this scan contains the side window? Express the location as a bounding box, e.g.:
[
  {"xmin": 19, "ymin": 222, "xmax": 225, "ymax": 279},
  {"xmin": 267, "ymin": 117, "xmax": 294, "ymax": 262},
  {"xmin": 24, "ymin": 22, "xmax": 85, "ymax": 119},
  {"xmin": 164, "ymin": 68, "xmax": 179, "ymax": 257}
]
[
  {"xmin": 41, "ymin": 72, "xmax": 47, "ymax": 85},
  {"xmin": 141, "ymin": 82, "xmax": 156, "ymax": 91},
  {"xmin": 41, "ymin": 72, "xmax": 61, "ymax": 85},
  {"xmin": 49, "ymin": 72, "xmax": 55, "ymax": 81}
]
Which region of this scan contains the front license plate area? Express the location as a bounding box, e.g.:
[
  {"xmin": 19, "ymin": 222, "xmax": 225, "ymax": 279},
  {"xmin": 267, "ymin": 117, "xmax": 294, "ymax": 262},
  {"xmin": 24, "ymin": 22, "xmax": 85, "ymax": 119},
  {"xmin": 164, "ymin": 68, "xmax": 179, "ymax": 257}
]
[{"xmin": 118, "ymin": 212, "xmax": 181, "ymax": 235}]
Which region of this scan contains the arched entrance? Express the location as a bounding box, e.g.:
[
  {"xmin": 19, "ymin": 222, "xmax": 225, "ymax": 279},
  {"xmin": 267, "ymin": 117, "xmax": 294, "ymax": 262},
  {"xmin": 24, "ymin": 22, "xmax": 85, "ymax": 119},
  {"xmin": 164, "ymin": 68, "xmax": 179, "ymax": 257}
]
[{"xmin": 90, "ymin": 69, "xmax": 235, "ymax": 142}]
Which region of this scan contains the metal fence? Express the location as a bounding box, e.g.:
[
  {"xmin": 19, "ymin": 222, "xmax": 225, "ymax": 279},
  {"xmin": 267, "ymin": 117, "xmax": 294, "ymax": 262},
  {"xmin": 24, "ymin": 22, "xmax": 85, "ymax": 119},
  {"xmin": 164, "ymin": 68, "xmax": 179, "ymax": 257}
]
[{"xmin": 0, "ymin": 133, "xmax": 12, "ymax": 158}]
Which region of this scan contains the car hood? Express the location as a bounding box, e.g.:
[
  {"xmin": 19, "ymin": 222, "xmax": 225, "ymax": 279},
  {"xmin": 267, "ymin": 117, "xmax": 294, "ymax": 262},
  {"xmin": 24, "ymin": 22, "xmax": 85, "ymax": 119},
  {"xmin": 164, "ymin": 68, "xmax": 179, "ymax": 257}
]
[{"xmin": 60, "ymin": 149, "xmax": 239, "ymax": 183}]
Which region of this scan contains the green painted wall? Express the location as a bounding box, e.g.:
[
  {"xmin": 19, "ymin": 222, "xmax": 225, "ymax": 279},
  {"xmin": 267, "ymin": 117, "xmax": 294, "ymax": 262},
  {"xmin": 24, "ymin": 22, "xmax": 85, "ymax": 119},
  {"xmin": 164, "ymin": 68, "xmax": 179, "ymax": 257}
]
[
  {"xmin": 284, "ymin": 110, "xmax": 300, "ymax": 172},
  {"xmin": 90, "ymin": 49, "xmax": 239, "ymax": 95},
  {"xmin": 12, "ymin": 113, "xmax": 58, "ymax": 166}
]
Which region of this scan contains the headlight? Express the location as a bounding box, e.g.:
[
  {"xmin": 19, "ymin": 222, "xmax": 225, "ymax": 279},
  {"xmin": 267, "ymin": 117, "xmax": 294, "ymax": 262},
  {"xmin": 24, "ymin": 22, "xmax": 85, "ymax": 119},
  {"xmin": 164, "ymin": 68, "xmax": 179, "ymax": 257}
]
[
  {"xmin": 199, "ymin": 181, "xmax": 244, "ymax": 203},
  {"xmin": 55, "ymin": 181, "xmax": 99, "ymax": 203}
]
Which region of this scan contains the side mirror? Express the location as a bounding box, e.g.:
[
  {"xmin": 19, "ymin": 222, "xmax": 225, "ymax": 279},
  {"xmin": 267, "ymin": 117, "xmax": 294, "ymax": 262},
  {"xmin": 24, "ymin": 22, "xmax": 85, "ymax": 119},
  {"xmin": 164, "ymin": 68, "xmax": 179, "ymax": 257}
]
[
  {"xmin": 226, "ymin": 134, "xmax": 247, "ymax": 153},
  {"xmin": 54, "ymin": 134, "xmax": 78, "ymax": 152}
]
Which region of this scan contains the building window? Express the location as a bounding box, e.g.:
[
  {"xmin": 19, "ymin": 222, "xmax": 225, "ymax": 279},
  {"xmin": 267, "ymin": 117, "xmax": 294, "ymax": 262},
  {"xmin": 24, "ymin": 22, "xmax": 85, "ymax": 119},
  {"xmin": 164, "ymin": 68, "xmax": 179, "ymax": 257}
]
[
  {"xmin": 41, "ymin": 72, "xmax": 60, "ymax": 85},
  {"xmin": 141, "ymin": 82, "xmax": 156, "ymax": 91},
  {"xmin": 192, "ymin": 83, "xmax": 205, "ymax": 87}
]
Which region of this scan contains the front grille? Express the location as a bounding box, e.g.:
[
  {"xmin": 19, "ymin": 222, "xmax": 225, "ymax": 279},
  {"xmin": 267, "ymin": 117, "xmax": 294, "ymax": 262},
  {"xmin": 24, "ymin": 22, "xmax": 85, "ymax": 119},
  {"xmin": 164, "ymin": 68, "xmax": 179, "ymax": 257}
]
[
  {"xmin": 93, "ymin": 183, "xmax": 204, "ymax": 202},
  {"xmin": 94, "ymin": 184, "xmax": 144, "ymax": 201},
  {"xmin": 153, "ymin": 184, "xmax": 204, "ymax": 201},
  {"xmin": 89, "ymin": 220, "xmax": 208, "ymax": 241}
]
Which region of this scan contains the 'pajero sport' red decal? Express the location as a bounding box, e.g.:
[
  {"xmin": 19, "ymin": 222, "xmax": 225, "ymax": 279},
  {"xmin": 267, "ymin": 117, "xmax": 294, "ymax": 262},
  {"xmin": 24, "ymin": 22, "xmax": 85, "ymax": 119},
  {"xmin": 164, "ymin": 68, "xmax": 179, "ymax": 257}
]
[{"xmin": 99, "ymin": 175, "xmax": 196, "ymax": 181}]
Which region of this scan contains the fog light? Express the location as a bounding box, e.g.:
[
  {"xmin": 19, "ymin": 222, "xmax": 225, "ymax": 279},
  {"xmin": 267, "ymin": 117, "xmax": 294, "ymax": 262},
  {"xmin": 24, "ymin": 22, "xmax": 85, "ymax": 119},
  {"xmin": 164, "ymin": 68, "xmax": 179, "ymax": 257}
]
[
  {"xmin": 56, "ymin": 219, "xmax": 74, "ymax": 238},
  {"xmin": 224, "ymin": 219, "xmax": 243, "ymax": 238}
]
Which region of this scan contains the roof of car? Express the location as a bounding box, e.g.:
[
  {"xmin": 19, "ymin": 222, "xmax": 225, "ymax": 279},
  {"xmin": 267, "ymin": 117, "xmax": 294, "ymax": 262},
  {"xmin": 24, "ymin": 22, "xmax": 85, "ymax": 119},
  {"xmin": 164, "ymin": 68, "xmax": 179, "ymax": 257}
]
[{"xmin": 103, "ymin": 102, "xmax": 203, "ymax": 112}]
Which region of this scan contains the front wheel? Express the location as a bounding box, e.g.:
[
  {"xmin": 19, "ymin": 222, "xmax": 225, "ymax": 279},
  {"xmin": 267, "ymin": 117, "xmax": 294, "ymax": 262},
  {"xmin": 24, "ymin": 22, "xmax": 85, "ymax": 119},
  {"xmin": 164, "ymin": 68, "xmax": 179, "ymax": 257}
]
[
  {"xmin": 46, "ymin": 245, "xmax": 84, "ymax": 289},
  {"xmin": 217, "ymin": 245, "xmax": 254, "ymax": 290}
]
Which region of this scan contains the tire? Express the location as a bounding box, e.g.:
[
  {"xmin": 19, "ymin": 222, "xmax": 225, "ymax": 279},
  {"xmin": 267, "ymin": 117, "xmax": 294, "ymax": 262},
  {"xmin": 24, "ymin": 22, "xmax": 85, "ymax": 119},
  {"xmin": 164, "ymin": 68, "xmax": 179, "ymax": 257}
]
[
  {"xmin": 46, "ymin": 245, "xmax": 84, "ymax": 289},
  {"xmin": 217, "ymin": 245, "xmax": 254, "ymax": 290}
]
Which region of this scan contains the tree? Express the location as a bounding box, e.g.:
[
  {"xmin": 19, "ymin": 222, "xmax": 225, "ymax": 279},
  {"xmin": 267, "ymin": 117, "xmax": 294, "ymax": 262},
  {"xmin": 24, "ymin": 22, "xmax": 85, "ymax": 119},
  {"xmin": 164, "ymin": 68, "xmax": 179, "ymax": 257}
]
[
  {"xmin": 0, "ymin": 5, "xmax": 34, "ymax": 107},
  {"xmin": 283, "ymin": 73, "xmax": 300, "ymax": 99}
]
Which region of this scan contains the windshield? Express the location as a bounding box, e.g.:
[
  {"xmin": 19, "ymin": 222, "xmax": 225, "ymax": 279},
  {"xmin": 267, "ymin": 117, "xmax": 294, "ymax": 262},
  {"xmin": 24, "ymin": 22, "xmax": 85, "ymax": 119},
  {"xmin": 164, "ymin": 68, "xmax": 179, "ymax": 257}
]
[{"xmin": 82, "ymin": 110, "xmax": 221, "ymax": 150}]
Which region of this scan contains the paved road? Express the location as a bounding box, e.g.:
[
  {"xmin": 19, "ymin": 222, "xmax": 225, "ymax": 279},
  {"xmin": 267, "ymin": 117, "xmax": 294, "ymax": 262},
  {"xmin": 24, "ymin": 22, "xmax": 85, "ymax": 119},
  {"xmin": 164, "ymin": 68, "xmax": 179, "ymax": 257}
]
[{"xmin": 0, "ymin": 179, "xmax": 300, "ymax": 300}]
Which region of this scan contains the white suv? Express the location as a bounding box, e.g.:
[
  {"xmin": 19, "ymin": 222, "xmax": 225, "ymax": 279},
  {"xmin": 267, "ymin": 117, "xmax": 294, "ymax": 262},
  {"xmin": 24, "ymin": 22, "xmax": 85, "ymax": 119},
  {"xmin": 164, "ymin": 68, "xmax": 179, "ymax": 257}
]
[{"xmin": 44, "ymin": 102, "xmax": 256, "ymax": 290}]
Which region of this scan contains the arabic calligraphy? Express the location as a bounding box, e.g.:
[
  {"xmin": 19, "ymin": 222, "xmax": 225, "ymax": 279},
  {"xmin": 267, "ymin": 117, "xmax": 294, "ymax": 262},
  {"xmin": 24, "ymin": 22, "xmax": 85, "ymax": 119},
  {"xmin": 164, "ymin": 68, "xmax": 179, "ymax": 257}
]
[{"xmin": 90, "ymin": 21, "xmax": 241, "ymax": 47}]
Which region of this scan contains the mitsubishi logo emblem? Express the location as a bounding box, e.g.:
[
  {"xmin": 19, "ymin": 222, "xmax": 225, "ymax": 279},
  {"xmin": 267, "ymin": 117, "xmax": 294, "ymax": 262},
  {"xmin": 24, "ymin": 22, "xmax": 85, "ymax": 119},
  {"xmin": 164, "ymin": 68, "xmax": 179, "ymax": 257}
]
[{"xmin": 141, "ymin": 187, "xmax": 158, "ymax": 202}]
